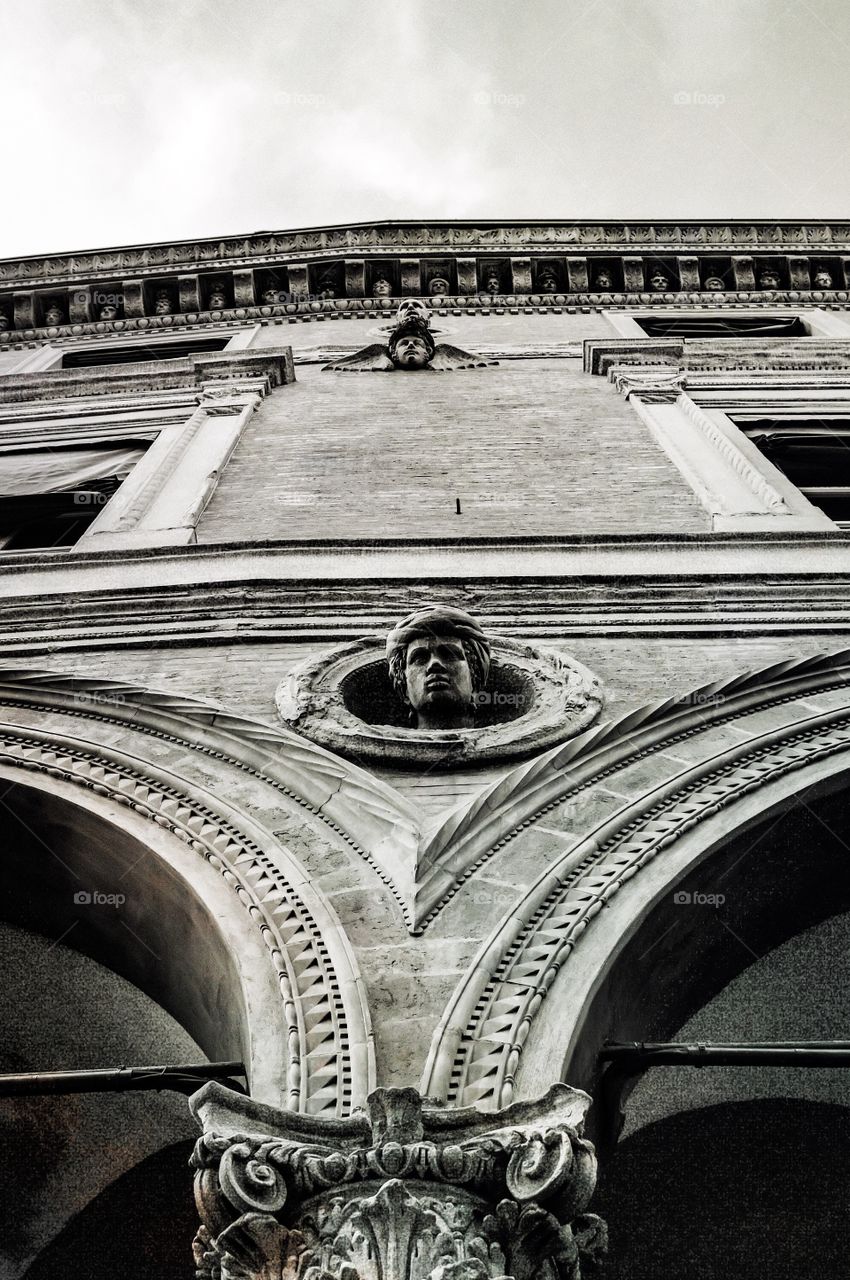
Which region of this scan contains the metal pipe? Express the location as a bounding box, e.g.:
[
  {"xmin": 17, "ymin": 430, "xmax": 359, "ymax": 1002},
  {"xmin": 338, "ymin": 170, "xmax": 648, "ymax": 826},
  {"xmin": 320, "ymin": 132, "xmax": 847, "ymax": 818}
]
[
  {"xmin": 601, "ymin": 1041, "xmax": 850, "ymax": 1068},
  {"xmin": 0, "ymin": 1061, "xmax": 246, "ymax": 1097}
]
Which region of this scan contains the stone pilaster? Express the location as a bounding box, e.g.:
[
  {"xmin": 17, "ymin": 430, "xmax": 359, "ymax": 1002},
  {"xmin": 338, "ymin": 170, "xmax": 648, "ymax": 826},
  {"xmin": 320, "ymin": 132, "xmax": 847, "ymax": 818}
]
[{"xmin": 190, "ymin": 1082, "xmax": 606, "ymax": 1280}]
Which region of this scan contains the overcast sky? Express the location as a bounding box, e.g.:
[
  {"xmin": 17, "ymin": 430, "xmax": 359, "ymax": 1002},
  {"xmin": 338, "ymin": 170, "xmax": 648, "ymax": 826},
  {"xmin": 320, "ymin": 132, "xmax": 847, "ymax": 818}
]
[{"xmin": 1, "ymin": 0, "xmax": 846, "ymax": 258}]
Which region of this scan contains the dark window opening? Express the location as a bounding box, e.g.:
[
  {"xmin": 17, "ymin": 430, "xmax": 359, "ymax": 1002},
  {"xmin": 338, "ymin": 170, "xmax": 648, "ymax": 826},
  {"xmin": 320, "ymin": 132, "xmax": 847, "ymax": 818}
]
[
  {"xmin": 735, "ymin": 416, "xmax": 850, "ymax": 527},
  {"xmin": 0, "ymin": 478, "xmax": 119, "ymax": 549},
  {"xmin": 0, "ymin": 441, "xmax": 147, "ymax": 550},
  {"xmin": 61, "ymin": 337, "xmax": 229, "ymax": 368},
  {"xmin": 636, "ymin": 314, "xmax": 808, "ymax": 339}
]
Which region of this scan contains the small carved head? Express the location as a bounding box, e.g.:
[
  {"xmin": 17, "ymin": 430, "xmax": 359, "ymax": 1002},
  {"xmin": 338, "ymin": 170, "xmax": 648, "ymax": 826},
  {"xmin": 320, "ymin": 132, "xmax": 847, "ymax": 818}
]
[
  {"xmin": 813, "ymin": 270, "xmax": 833, "ymax": 289},
  {"xmin": 44, "ymin": 305, "xmax": 64, "ymax": 326},
  {"xmin": 387, "ymin": 317, "xmax": 436, "ymax": 369},
  {"xmin": 208, "ymin": 286, "xmax": 227, "ymax": 309},
  {"xmin": 649, "ymin": 271, "xmax": 668, "ymax": 291},
  {"xmin": 484, "ymin": 271, "xmax": 502, "ymax": 295},
  {"xmin": 99, "ymin": 303, "xmax": 119, "ymax": 319},
  {"xmin": 395, "ymin": 299, "xmax": 431, "ymax": 327},
  {"xmin": 758, "ymin": 269, "xmax": 781, "ymax": 290},
  {"xmin": 703, "ymin": 276, "xmax": 725, "ymax": 291},
  {"xmin": 154, "ymin": 289, "xmax": 171, "ymax": 315},
  {"xmin": 386, "ymin": 605, "xmax": 491, "ymax": 730},
  {"xmin": 594, "ymin": 270, "xmax": 613, "ymax": 290},
  {"xmin": 537, "ymin": 266, "xmax": 559, "ymax": 293},
  {"xmin": 317, "ymin": 273, "xmax": 337, "ymax": 299},
  {"xmin": 372, "ymin": 275, "xmax": 393, "ymax": 298},
  {"xmin": 429, "ymin": 277, "xmax": 450, "ymax": 297},
  {"xmin": 262, "ymin": 287, "xmax": 281, "ymax": 305}
]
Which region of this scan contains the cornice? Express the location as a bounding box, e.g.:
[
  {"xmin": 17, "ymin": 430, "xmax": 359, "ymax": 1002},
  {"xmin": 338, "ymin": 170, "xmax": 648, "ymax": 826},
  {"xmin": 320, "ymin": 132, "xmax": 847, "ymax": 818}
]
[
  {"xmin": 0, "ymin": 347, "xmax": 295, "ymax": 402},
  {"xmin": 585, "ymin": 336, "xmax": 850, "ymax": 376},
  {"xmin": 3, "ymin": 292, "xmax": 850, "ymax": 351},
  {"xmin": 2, "ymin": 219, "xmax": 850, "ymax": 340},
  {"xmin": 0, "ymin": 575, "xmax": 849, "ymax": 654},
  {"xmin": 3, "ymin": 221, "xmax": 850, "ymax": 286},
  {"xmin": 1, "ymin": 538, "xmax": 850, "ymax": 643}
]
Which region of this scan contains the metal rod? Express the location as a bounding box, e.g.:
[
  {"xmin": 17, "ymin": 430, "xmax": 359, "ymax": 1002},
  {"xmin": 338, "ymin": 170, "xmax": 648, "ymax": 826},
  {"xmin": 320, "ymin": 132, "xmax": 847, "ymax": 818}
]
[
  {"xmin": 601, "ymin": 1041, "xmax": 850, "ymax": 1068},
  {"xmin": 0, "ymin": 1061, "xmax": 246, "ymax": 1097}
]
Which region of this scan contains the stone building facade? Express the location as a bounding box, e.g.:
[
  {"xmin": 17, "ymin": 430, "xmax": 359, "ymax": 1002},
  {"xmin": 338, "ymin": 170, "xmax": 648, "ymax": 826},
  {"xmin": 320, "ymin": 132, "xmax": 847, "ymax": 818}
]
[{"xmin": 1, "ymin": 221, "xmax": 850, "ymax": 1277}]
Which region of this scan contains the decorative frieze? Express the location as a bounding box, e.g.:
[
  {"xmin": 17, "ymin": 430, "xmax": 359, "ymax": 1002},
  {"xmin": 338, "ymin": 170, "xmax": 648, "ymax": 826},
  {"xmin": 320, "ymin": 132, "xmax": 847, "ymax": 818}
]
[
  {"xmin": 3, "ymin": 222, "xmax": 850, "ymax": 290},
  {"xmin": 190, "ymin": 1081, "xmax": 606, "ymax": 1280},
  {"xmin": 2, "ymin": 220, "xmax": 850, "ymax": 338}
]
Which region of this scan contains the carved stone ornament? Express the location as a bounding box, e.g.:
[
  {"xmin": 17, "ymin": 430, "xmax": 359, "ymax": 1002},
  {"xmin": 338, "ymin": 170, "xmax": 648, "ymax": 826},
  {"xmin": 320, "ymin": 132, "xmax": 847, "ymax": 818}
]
[
  {"xmin": 323, "ymin": 302, "xmax": 496, "ymax": 373},
  {"xmin": 191, "ymin": 1082, "xmax": 606, "ymax": 1280},
  {"xmin": 275, "ymin": 634, "xmax": 602, "ymax": 769}
]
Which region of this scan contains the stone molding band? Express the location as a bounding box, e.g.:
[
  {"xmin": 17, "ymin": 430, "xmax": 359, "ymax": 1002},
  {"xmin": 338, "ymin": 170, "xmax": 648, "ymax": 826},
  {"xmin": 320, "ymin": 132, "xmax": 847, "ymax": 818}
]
[
  {"xmin": 422, "ymin": 651, "xmax": 850, "ymax": 1108},
  {"xmin": 0, "ymin": 676, "xmax": 381, "ymax": 1114}
]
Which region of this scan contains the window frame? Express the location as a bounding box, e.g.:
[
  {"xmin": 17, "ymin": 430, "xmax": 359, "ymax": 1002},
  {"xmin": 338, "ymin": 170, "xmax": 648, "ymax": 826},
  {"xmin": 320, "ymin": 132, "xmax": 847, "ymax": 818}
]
[
  {"xmin": 0, "ymin": 342, "xmax": 293, "ymax": 553},
  {"xmin": 587, "ymin": 335, "xmax": 850, "ymax": 532},
  {"xmin": 11, "ymin": 323, "xmax": 261, "ymax": 374},
  {"xmin": 603, "ymin": 307, "xmax": 850, "ymax": 340}
]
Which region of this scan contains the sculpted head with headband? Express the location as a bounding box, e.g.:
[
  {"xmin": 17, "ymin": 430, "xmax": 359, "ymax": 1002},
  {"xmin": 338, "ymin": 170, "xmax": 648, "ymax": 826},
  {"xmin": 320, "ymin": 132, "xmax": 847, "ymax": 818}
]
[
  {"xmin": 387, "ymin": 315, "xmax": 437, "ymax": 369},
  {"xmin": 386, "ymin": 605, "xmax": 491, "ymax": 729}
]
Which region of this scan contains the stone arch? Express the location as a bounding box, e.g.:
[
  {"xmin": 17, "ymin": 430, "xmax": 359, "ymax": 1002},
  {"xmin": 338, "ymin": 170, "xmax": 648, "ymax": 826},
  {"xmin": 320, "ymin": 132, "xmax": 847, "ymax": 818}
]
[
  {"xmin": 422, "ymin": 649, "xmax": 850, "ymax": 1111},
  {"xmin": 0, "ymin": 666, "xmax": 378, "ymax": 1114}
]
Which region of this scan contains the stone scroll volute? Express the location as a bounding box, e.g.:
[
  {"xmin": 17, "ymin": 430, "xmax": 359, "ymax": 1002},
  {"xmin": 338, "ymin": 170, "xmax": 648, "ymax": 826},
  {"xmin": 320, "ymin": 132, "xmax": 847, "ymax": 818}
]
[{"xmin": 190, "ymin": 1082, "xmax": 607, "ymax": 1280}]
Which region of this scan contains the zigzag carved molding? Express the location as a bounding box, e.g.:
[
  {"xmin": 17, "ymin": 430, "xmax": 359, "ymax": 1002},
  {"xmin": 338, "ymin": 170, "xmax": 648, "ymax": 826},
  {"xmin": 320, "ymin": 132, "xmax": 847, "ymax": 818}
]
[
  {"xmin": 0, "ymin": 679, "xmax": 379, "ymax": 1115},
  {"xmin": 6, "ymin": 660, "xmax": 850, "ymax": 934},
  {"xmin": 0, "ymin": 667, "xmax": 421, "ymax": 928},
  {"xmin": 422, "ymin": 650, "xmax": 850, "ymax": 1109}
]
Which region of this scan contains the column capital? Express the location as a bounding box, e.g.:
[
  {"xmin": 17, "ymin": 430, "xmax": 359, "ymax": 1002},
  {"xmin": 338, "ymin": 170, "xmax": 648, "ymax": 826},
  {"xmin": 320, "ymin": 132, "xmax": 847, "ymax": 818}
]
[{"xmin": 190, "ymin": 1082, "xmax": 606, "ymax": 1279}]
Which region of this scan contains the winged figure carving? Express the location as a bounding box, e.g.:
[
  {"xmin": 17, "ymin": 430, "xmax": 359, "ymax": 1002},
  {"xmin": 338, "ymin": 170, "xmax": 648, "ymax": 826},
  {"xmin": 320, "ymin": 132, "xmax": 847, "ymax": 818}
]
[{"xmin": 323, "ymin": 300, "xmax": 497, "ymax": 373}]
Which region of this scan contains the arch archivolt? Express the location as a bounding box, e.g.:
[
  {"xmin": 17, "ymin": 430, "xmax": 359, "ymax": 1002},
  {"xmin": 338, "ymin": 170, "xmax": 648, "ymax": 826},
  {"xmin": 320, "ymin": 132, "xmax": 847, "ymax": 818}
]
[
  {"xmin": 0, "ymin": 667, "xmax": 381, "ymax": 1116},
  {"xmin": 422, "ymin": 649, "xmax": 850, "ymax": 1111}
]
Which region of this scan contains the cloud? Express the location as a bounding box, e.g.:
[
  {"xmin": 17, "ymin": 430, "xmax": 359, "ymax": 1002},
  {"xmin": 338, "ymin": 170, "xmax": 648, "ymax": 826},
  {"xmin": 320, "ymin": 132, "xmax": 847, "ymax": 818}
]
[{"xmin": 0, "ymin": 0, "xmax": 847, "ymax": 256}]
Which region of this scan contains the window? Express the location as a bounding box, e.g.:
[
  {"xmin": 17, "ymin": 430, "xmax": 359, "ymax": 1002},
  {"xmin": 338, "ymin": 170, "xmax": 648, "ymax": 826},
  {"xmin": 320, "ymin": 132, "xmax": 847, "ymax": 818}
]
[
  {"xmin": 0, "ymin": 343, "xmax": 292, "ymax": 550},
  {"xmin": 735, "ymin": 417, "xmax": 850, "ymax": 528},
  {"xmin": 0, "ymin": 441, "xmax": 147, "ymax": 550},
  {"xmin": 584, "ymin": 334, "xmax": 849, "ymax": 532},
  {"xmin": 603, "ymin": 308, "xmax": 850, "ymax": 340},
  {"xmin": 61, "ymin": 337, "xmax": 230, "ymax": 368},
  {"xmin": 11, "ymin": 324, "xmax": 260, "ymax": 374},
  {"xmin": 635, "ymin": 315, "xmax": 808, "ymax": 339}
]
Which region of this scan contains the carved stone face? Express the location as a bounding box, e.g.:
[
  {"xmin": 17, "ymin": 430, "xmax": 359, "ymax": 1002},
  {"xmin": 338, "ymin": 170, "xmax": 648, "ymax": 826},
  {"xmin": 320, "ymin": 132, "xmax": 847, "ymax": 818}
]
[
  {"xmin": 373, "ymin": 277, "xmax": 393, "ymax": 298},
  {"xmin": 100, "ymin": 304, "xmax": 118, "ymax": 319},
  {"xmin": 154, "ymin": 291, "xmax": 171, "ymax": 315},
  {"xmin": 44, "ymin": 306, "xmax": 63, "ymax": 326},
  {"xmin": 262, "ymin": 288, "xmax": 280, "ymax": 305},
  {"xmin": 704, "ymin": 276, "xmax": 725, "ymax": 291},
  {"xmin": 404, "ymin": 633, "xmax": 475, "ymax": 729},
  {"xmin": 814, "ymin": 271, "xmax": 833, "ymax": 288},
  {"xmin": 484, "ymin": 273, "xmax": 501, "ymax": 294},
  {"xmin": 649, "ymin": 273, "xmax": 668, "ymax": 291},
  {"xmin": 208, "ymin": 288, "xmax": 227, "ymax": 309},
  {"xmin": 396, "ymin": 299, "xmax": 430, "ymax": 326},
  {"xmin": 391, "ymin": 335, "xmax": 432, "ymax": 369},
  {"xmin": 594, "ymin": 271, "xmax": 613, "ymax": 290},
  {"xmin": 429, "ymin": 277, "xmax": 450, "ymax": 296},
  {"xmin": 759, "ymin": 271, "xmax": 780, "ymax": 289},
  {"xmin": 537, "ymin": 269, "xmax": 558, "ymax": 292}
]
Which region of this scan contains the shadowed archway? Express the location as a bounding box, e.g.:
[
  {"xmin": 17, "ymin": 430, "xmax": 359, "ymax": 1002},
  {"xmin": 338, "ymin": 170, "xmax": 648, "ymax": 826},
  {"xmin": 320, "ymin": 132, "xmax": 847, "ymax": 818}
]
[{"xmin": 592, "ymin": 1099, "xmax": 850, "ymax": 1280}]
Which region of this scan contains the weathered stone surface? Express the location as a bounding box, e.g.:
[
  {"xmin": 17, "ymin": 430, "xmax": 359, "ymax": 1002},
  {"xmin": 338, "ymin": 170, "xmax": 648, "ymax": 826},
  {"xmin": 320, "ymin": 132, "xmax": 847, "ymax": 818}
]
[{"xmin": 191, "ymin": 1082, "xmax": 605, "ymax": 1280}]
